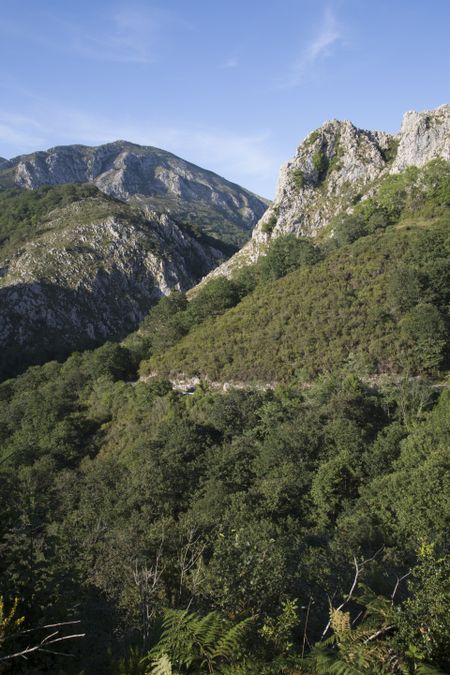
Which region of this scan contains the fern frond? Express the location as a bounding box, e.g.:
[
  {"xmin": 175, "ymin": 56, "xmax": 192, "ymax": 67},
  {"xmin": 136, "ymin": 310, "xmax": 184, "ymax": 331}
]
[
  {"xmin": 146, "ymin": 608, "xmax": 251, "ymax": 672},
  {"xmin": 212, "ymin": 616, "xmax": 253, "ymax": 661},
  {"xmin": 148, "ymin": 653, "xmax": 173, "ymax": 675},
  {"xmin": 311, "ymin": 645, "xmax": 362, "ymax": 675}
]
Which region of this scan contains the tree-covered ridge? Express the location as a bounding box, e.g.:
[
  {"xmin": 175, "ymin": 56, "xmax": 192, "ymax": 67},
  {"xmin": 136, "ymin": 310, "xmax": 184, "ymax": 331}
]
[
  {"xmin": 138, "ymin": 160, "xmax": 450, "ymax": 383},
  {"xmin": 0, "ymin": 183, "xmax": 235, "ymax": 263},
  {"xmin": 0, "ymin": 183, "xmax": 104, "ymax": 258}
]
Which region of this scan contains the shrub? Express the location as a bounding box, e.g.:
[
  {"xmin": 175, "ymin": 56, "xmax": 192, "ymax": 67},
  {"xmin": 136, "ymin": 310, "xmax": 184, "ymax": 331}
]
[
  {"xmin": 260, "ymin": 235, "xmax": 321, "ymax": 281},
  {"xmin": 291, "ymin": 168, "xmax": 305, "ymax": 191},
  {"xmin": 400, "ymin": 303, "xmax": 447, "ymax": 372},
  {"xmin": 261, "ymin": 214, "xmax": 278, "ymax": 234},
  {"xmin": 312, "ymin": 149, "xmax": 329, "ymax": 182}
]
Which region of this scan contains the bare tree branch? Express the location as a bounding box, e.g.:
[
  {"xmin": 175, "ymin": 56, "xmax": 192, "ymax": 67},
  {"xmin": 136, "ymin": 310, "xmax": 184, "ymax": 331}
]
[
  {"xmin": 0, "ymin": 629, "xmax": 85, "ymax": 662},
  {"xmin": 301, "ymin": 596, "xmax": 312, "ymax": 660},
  {"xmin": 363, "ymin": 624, "xmax": 395, "ymax": 644},
  {"xmin": 132, "ymin": 542, "xmax": 166, "ymax": 646},
  {"xmin": 4, "ymin": 620, "xmax": 82, "ymax": 641},
  {"xmin": 391, "ymin": 570, "xmax": 411, "ymax": 603},
  {"xmin": 321, "ymin": 547, "xmax": 384, "ymax": 640}
]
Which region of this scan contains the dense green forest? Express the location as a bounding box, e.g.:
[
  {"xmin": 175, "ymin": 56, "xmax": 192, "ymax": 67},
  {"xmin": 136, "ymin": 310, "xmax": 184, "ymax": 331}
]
[
  {"xmin": 0, "ymin": 355, "xmax": 449, "ymax": 672},
  {"xmin": 0, "ymin": 159, "xmax": 449, "ymax": 673}
]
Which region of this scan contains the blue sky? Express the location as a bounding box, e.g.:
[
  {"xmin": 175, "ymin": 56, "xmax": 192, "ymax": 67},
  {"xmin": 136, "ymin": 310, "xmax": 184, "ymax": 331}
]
[{"xmin": 0, "ymin": 0, "xmax": 449, "ymax": 197}]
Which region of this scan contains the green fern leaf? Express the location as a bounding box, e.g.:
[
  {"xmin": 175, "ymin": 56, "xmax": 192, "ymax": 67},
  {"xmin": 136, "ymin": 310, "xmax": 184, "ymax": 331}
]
[
  {"xmin": 212, "ymin": 617, "xmax": 253, "ymax": 661},
  {"xmin": 148, "ymin": 653, "xmax": 173, "ymax": 675}
]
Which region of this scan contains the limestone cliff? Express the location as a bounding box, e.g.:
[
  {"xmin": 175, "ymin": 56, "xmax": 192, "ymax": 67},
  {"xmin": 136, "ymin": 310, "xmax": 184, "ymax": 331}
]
[
  {"xmin": 0, "ymin": 189, "xmax": 228, "ymax": 378},
  {"xmin": 203, "ymin": 104, "xmax": 450, "ymax": 281},
  {"xmin": 1, "ymin": 141, "xmax": 269, "ymax": 247}
]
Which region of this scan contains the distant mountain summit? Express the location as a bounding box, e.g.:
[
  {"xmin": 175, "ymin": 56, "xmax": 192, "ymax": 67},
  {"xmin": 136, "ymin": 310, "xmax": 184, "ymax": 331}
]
[
  {"xmin": 1, "ymin": 140, "xmax": 269, "ymax": 247},
  {"xmin": 0, "ymin": 142, "xmax": 269, "ymax": 379},
  {"xmin": 204, "ymin": 104, "xmax": 450, "ymax": 280}
]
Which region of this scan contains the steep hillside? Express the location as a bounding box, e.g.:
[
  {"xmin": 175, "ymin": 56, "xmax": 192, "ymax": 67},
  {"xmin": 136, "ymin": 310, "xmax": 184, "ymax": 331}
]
[
  {"xmin": 203, "ymin": 104, "xmax": 450, "ymax": 280},
  {"xmin": 141, "ymin": 160, "xmax": 450, "ymax": 384},
  {"xmin": 0, "ymin": 141, "xmax": 269, "ymax": 247},
  {"xmin": 0, "ymin": 184, "xmax": 231, "ymax": 379}
]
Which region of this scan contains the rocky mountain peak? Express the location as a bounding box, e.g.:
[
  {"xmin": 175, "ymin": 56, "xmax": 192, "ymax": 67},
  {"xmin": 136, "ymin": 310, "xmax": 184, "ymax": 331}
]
[
  {"xmin": 261, "ymin": 118, "xmax": 393, "ymax": 242},
  {"xmin": 2, "ymin": 141, "xmax": 269, "ymax": 247},
  {"xmin": 200, "ymin": 104, "xmax": 449, "ymax": 284},
  {"xmin": 391, "ymin": 103, "xmax": 450, "ymax": 172},
  {"xmin": 256, "ymin": 104, "xmax": 450, "ymax": 245}
]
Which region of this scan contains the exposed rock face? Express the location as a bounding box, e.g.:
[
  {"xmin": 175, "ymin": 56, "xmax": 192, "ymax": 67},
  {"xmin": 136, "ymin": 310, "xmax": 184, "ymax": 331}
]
[
  {"xmin": 201, "ymin": 104, "xmax": 450, "ymax": 281},
  {"xmin": 391, "ymin": 104, "xmax": 450, "ymax": 172},
  {"xmin": 0, "ymin": 194, "xmax": 227, "ymax": 378},
  {"xmin": 1, "ymin": 141, "xmax": 269, "ymax": 247},
  {"xmin": 255, "ymin": 120, "xmax": 392, "ymax": 243},
  {"xmin": 0, "ymin": 142, "xmax": 268, "ymax": 377}
]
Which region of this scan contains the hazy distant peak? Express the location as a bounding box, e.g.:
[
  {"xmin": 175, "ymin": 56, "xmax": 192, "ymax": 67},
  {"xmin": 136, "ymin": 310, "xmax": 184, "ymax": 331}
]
[{"xmin": 1, "ymin": 141, "xmax": 269, "ymax": 248}]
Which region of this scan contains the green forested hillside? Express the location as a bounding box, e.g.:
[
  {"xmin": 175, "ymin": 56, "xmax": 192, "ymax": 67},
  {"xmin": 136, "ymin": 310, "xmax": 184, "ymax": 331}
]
[
  {"xmin": 142, "ymin": 219, "xmax": 449, "ymax": 382},
  {"xmin": 0, "ymin": 160, "xmax": 449, "ymax": 673},
  {"xmin": 137, "ymin": 160, "xmax": 450, "ymax": 383},
  {"xmin": 0, "ymin": 347, "xmax": 449, "ymax": 672}
]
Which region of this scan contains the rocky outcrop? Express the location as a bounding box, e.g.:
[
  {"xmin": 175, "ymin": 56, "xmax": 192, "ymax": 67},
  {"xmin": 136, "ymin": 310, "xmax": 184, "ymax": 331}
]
[
  {"xmin": 391, "ymin": 104, "xmax": 450, "ymax": 172},
  {"xmin": 200, "ymin": 104, "xmax": 450, "ymax": 281},
  {"xmin": 0, "ymin": 194, "xmax": 227, "ymax": 379},
  {"xmin": 1, "ymin": 141, "xmax": 269, "ymax": 247}
]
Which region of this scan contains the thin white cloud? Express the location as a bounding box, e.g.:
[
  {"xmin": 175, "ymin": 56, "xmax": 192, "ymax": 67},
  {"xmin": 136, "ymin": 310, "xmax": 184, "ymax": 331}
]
[
  {"xmin": 0, "ymin": 4, "xmax": 184, "ymax": 65},
  {"xmin": 0, "ymin": 99, "xmax": 279, "ymax": 196},
  {"xmin": 0, "ymin": 113, "xmax": 46, "ymax": 149},
  {"xmin": 281, "ymin": 7, "xmax": 342, "ymax": 88},
  {"xmin": 71, "ymin": 5, "xmax": 164, "ymax": 64},
  {"xmin": 221, "ymin": 57, "xmax": 239, "ymax": 69}
]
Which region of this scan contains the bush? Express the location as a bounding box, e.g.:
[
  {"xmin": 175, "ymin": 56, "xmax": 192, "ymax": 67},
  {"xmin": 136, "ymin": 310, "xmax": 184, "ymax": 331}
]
[
  {"xmin": 90, "ymin": 342, "xmax": 135, "ymax": 381},
  {"xmin": 260, "ymin": 235, "xmax": 321, "ymax": 281},
  {"xmin": 400, "ymin": 303, "xmax": 447, "ymax": 372},
  {"xmin": 312, "ymin": 149, "xmax": 329, "ymax": 181},
  {"xmin": 291, "ymin": 168, "xmax": 305, "ymax": 191},
  {"xmin": 261, "ymin": 214, "xmax": 278, "ymax": 234},
  {"xmin": 140, "ymin": 291, "xmax": 188, "ymax": 355},
  {"xmin": 186, "ymin": 277, "xmax": 241, "ymax": 325}
]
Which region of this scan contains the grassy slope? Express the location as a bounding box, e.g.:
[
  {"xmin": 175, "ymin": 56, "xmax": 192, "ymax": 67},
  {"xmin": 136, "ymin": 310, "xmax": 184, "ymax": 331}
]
[{"xmin": 143, "ymin": 217, "xmax": 449, "ymax": 382}]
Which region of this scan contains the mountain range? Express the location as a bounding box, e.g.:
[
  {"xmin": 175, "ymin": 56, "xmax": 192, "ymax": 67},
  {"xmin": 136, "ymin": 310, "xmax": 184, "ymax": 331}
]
[
  {"xmin": 0, "ymin": 105, "xmax": 449, "ymax": 381},
  {"xmin": 0, "ymin": 140, "xmax": 268, "ymax": 246},
  {"xmin": 0, "ymin": 143, "xmax": 268, "ymax": 378}
]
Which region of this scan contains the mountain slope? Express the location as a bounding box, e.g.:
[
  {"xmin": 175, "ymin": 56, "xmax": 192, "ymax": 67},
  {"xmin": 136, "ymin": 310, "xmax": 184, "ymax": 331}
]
[
  {"xmin": 0, "ymin": 184, "xmax": 231, "ymax": 379},
  {"xmin": 0, "ymin": 141, "xmax": 269, "ymax": 247},
  {"xmin": 141, "ymin": 160, "xmax": 450, "ymax": 384},
  {"xmin": 202, "ymin": 104, "xmax": 450, "ymax": 281}
]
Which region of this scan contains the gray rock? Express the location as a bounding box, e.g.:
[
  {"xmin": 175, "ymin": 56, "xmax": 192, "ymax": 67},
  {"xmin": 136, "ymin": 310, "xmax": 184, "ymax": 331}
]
[
  {"xmin": 391, "ymin": 104, "xmax": 450, "ymax": 173},
  {"xmin": 0, "ymin": 196, "xmax": 227, "ymax": 377},
  {"xmin": 3, "ymin": 141, "xmax": 269, "ymax": 247},
  {"xmin": 201, "ymin": 104, "xmax": 450, "ymax": 282}
]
